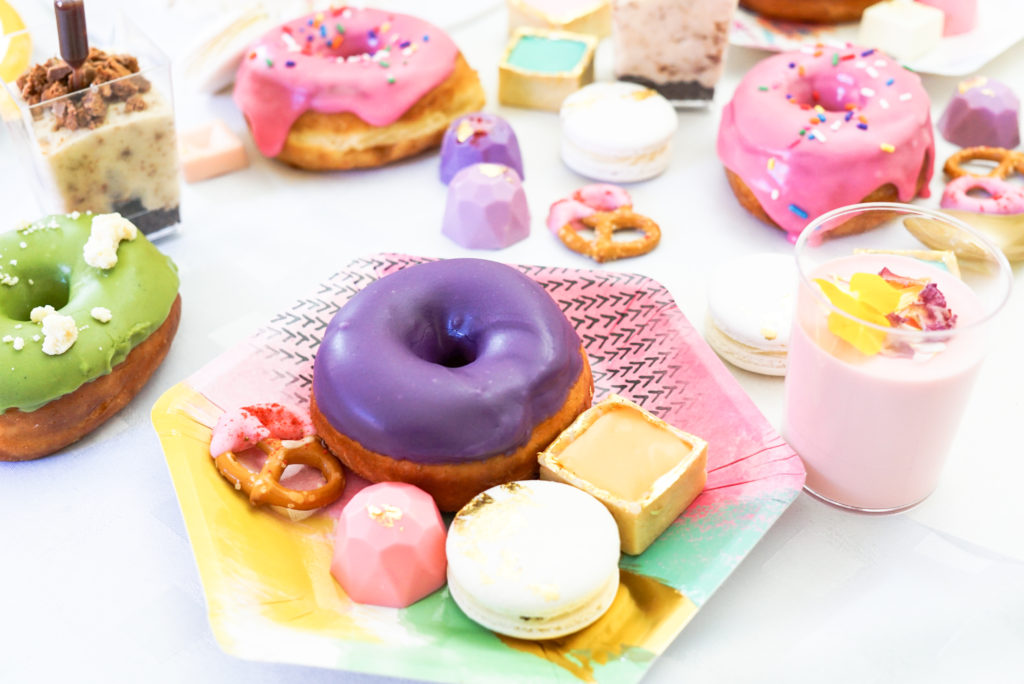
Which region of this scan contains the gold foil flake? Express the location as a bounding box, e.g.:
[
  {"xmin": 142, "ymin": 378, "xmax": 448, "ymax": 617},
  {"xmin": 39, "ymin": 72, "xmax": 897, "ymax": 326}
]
[
  {"xmin": 366, "ymin": 503, "xmax": 403, "ymax": 527},
  {"xmin": 528, "ymin": 583, "xmax": 560, "ymax": 601},
  {"xmin": 500, "ymin": 571, "xmax": 697, "ymax": 682},
  {"xmin": 455, "ymin": 120, "xmax": 475, "ymax": 143},
  {"xmin": 958, "ymin": 76, "xmax": 987, "ymax": 93},
  {"xmin": 477, "ymin": 163, "xmax": 507, "ymax": 178}
]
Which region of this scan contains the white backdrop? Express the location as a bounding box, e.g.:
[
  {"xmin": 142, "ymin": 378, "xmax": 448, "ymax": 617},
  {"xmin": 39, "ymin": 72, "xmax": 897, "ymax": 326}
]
[{"xmin": 1, "ymin": 1, "xmax": 1022, "ymax": 682}]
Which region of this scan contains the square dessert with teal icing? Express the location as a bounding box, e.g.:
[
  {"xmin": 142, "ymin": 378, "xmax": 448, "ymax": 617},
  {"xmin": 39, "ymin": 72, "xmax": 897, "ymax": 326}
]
[
  {"xmin": 507, "ymin": 0, "xmax": 611, "ymax": 38},
  {"xmin": 539, "ymin": 394, "xmax": 708, "ymax": 555},
  {"xmin": 499, "ymin": 27, "xmax": 596, "ymax": 111}
]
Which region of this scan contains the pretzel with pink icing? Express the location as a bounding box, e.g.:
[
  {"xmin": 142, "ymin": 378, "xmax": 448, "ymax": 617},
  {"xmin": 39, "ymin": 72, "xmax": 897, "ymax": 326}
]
[
  {"xmin": 546, "ymin": 184, "xmax": 632, "ymax": 235},
  {"xmin": 210, "ymin": 403, "xmax": 345, "ymax": 510},
  {"xmin": 941, "ymin": 175, "xmax": 1024, "ymax": 215},
  {"xmin": 547, "ymin": 184, "xmax": 661, "ymax": 262}
]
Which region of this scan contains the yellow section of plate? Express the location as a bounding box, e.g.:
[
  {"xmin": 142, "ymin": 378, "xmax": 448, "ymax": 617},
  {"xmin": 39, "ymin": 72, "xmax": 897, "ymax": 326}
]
[
  {"xmin": 151, "ymin": 383, "xmax": 386, "ymax": 655},
  {"xmin": 1, "ymin": 0, "xmax": 30, "ymax": 84},
  {"xmin": 0, "ymin": 0, "xmax": 26, "ymax": 35}
]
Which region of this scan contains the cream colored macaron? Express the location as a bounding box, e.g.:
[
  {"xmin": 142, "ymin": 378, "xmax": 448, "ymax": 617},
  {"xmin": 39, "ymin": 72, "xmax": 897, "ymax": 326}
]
[
  {"xmin": 560, "ymin": 81, "xmax": 678, "ymax": 182},
  {"xmin": 446, "ymin": 480, "xmax": 620, "ymax": 640},
  {"xmin": 705, "ymin": 253, "xmax": 798, "ymax": 376}
]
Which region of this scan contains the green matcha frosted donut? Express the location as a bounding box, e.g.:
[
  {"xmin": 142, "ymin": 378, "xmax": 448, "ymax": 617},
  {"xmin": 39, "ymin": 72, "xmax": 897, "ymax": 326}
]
[{"xmin": 0, "ymin": 212, "xmax": 180, "ymax": 461}]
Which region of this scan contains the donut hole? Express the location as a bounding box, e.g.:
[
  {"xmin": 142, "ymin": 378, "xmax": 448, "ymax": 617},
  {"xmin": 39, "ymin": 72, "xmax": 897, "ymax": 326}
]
[
  {"xmin": 407, "ymin": 319, "xmax": 479, "ymax": 369},
  {"xmin": 789, "ymin": 73, "xmax": 865, "ymax": 112},
  {"xmin": 0, "ymin": 265, "xmax": 71, "ymax": 321},
  {"xmin": 315, "ymin": 30, "xmax": 384, "ymax": 61}
]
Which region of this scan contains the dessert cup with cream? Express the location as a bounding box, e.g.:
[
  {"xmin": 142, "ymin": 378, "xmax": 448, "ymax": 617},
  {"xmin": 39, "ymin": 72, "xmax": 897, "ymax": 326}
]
[
  {"xmin": 784, "ymin": 203, "xmax": 1012, "ymax": 513},
  {"xmin": 1, "ymin": 13, "xmax": 180, "ymax": 238}
]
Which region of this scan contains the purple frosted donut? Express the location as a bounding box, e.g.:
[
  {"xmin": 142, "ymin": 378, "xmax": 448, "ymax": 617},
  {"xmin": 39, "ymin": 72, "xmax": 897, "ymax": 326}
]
[
  {"xmin": 440, "ymin": 113, "xmax": 524, "ymax": 183},
  {"xmin": 309, "ymin": 258, "xmax": 593, "ymax": 511}
]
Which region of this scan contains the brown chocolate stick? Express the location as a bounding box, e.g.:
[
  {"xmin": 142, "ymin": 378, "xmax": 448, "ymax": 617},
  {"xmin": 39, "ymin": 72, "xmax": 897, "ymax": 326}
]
[{"xmin": 54, "ymin": 0, "xmax": 88, "ymax": 89}]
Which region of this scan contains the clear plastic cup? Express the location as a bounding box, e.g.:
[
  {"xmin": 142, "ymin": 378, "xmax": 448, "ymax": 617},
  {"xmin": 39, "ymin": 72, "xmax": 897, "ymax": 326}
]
[
  {"xmin": 783, "ymin": 203, "xmax": 1012, "ymax": 513},
  {"xmin": 1, "ymin": 12, "xmax": 180, "ymax": 238}
]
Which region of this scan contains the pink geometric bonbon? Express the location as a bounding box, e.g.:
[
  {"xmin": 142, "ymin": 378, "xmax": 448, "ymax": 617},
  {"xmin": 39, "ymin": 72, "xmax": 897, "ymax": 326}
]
[
  {"xmin": 330, "ymin": 482, "xmax": 447, "ymax": 608},
  {"xmin": 442, "ymin": 163, "xmax": 530, "ymax": 249}
]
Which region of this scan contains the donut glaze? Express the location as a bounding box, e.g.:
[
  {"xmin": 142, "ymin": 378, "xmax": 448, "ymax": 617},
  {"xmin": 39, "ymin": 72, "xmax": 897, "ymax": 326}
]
[
  {"xmin": 0, "ymin": 213, "xmax": 179, "ymax": 412},
  {"xmin": 312, "ymin": 259, "xmax": 585, "ymax": 464},
  {"xmin": 717, "ymin": 47, "xmax": 934, "ymax": 239},
  {"xmin": 234, "ymin": 7, "xmax": 459, "ymax": 157}
]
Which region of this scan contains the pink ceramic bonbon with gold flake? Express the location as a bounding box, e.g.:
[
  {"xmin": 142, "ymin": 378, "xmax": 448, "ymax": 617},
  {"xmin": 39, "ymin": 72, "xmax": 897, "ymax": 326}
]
[
  {"xmin": 717, "ymin": 47, "xmax": 935, "ymax": 240},
  {"xmin": 330, "ymin": 482, "xmax": 447, "ymax": 608}
]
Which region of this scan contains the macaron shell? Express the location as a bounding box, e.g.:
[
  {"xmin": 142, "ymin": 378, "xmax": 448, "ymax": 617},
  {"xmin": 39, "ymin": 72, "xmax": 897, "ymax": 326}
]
[
  {"xmin": 706, "ymin": 253, "xmax": 798, "ymax": 351},
  {"xmin": 704, "ymin": 313, "xmax": 788, "ymax": 376},
  {"xmin": 560, "ymin": 135, "xmax": 672, "ymax": 182},
  {"xmin": 560, "ymin": 81, "xmax": 678, "ymax": 156},
  {"xmin": 447, "ymin": 565, "xmax": 620, "ymax": 639},
  {"xmin": 559, "ymin": 81, "xmax": 677, "ymax": 181},
  {"xmin": 446, "ymin": 480, "xmax": 620, "ymax": 632}
]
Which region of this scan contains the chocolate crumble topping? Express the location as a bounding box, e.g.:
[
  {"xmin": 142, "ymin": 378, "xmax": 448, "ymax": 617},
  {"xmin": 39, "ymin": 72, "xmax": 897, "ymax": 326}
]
[{"xmin": 15, "ymin": 48, "xmax": 151, "ymax": 130}]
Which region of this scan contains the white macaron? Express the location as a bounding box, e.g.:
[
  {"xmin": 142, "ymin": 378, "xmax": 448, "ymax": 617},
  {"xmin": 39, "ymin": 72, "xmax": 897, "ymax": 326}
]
[
  {"xmin": 560, "ymin": 81, "xmax": 678, "ymax": 182},
  {"xmin": 446, "ymin": 480, "xmax": 620, "ymax": 640},
  {"xmin": 705, "ymin": 253, "xmax": 798, "ymax": 376}
]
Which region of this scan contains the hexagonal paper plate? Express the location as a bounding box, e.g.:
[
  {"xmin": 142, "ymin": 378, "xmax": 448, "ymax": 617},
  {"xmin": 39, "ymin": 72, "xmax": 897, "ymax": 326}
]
[{"xmin": 152, "ymin": 254, "xmax": 805, "ymax": 683}]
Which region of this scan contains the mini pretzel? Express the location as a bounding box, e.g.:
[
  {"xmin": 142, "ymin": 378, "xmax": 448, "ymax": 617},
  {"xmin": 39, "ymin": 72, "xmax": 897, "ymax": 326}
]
[
  {"xmin": 558, "ymin": 207, "xmax": 661, "ymax": 263},
  {"xmin": 215, "ymin": 435, "xmax": 345, "ymax": 510},
  {"xmin": 944, "ymin": 146, "xmax": 1024, "ymax": 180}
]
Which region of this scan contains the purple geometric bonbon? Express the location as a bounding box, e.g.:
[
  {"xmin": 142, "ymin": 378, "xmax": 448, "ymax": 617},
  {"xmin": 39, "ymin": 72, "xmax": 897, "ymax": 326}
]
[
  {"xmin": 440, "ymin": 112, "xmax": 524, "ymax": 184},
  {"xmin": 938, "ymin": 77, "xmax": 1020, "ymax": 149},
  {"xmin": 442, "ymin": 163, "xmax": 530, "ymax": 250}
]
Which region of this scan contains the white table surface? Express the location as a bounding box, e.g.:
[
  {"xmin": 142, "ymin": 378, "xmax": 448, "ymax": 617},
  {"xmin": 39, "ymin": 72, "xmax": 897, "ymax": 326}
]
[{"xmin": 1, "ymin": 1, "xmax": 1023, "ymax": 682}]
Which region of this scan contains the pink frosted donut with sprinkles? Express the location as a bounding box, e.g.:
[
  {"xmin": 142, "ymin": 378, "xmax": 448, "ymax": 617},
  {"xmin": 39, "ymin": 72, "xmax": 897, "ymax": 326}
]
[
  {"xmin": 233, "ymin": 6, "xmax": 485, "ymax": 170},
  {"xmin": 717, "ymin": 46, "xmax": 935, "ymax": 240}
]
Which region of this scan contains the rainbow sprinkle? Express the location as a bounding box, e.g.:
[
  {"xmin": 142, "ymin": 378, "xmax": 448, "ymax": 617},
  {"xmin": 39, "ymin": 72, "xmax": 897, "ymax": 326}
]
[
  {"xmin": 789, "ymin": 204, "xmax": 809, "ymax": 219},
  {"xmin": 880, "ymin": 143, "xmax": 895, "ymax": 153}
]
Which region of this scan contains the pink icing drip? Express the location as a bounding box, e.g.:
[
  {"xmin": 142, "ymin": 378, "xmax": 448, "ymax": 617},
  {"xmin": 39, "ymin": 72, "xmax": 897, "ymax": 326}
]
[
  {"xmin": 233, "ymin": 7, "xmax": 458, "ymax": 157},
  {"xmin": 546, "ymin": 184, "xmax": 632, "ymax": 235},
  {"xmin": 941, "ymin": 175, "xmax": 1024, "ymax": 215},
  {"xmin": 717, "ymin": 48, "xmax": 935, "ymax": 239}
]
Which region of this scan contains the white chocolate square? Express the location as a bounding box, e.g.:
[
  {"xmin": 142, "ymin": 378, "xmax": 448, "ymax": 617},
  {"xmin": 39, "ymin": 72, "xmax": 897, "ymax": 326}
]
[
  {"xmin": 860, "ymin": 0, "xmax": 944, "ymax": 62},
  {"xmin": 507, "ymin": 0, "xmax": 611, "ymax": 37}
]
